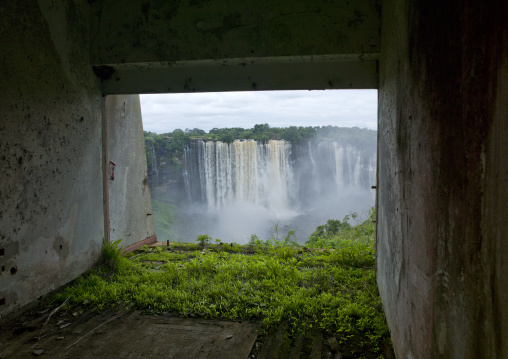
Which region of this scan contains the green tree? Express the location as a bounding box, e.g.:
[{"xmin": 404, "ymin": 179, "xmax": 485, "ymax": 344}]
[
  {"xmin": 281, "ymin": 126, "xmax": 301, "ymax": 143},
  {"xmin": 219, "ymin": 133, "xmax": 235, "ymax": 143}
]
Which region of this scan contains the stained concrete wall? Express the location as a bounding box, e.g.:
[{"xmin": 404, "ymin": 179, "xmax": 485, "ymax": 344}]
[
  {"xmin": 377, "ymin": 0, "xmax": 508, "ymax": 357},
  {"xmin": 0, "ymin": 1, "xmax": 103, "ymax": 317},
  {"xmin": 89, "ymin": 0, "xmax": 380, "ymax": 94},
  {"xmin": 106, "ymin": 95, "xmax": 156, "ymax": 248},
  {"xmin": 90, "ymin": 0, "xmax": 380, "ymax": 64}
]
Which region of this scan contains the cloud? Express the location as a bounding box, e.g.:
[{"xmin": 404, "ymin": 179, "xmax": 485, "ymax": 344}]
[{"xmin": 140, "ymin": 90, "xmax": 377, "ymax": 133}]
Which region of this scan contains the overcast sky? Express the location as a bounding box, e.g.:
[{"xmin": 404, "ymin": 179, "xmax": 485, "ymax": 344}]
[{"xmin": 140, "ymin": 90, "xmax": 377, "ymax": 134}]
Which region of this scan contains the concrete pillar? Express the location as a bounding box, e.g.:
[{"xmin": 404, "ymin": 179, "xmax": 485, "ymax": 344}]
[
  {"xmin": 377, "ymin": 0, "xmax": 508, "ymax": 357},
  {"xmin": 105, "ymin": 95, "xmax": 156, "ymax": 250}
]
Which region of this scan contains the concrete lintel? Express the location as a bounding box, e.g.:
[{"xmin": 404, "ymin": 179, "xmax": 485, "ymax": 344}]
[{"xmin": 99, "ymin": 55, "xmax": 379, "ymax": 94}]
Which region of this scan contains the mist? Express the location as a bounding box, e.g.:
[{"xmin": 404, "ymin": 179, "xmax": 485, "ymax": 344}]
[{"xmin": 148, "ymin": 134, "xmax": 376, "ymax": 244}]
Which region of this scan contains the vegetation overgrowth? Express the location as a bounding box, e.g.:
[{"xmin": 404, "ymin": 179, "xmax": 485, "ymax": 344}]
[
  {"xmin": 51, "ymin": 208, "xmax": 391, "ymax": 358},
  {"xmin": 150, "ymin": 199, "xmax": 177, "ymax": 241}
]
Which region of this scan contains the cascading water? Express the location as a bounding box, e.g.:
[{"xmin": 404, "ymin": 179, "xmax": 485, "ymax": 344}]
[
  {"xmin": 174, "ymin": 139, "xmax": 375, "ymax": 243},
  {"xmin": 151, "ymin": 143, "xmax": 159, "ymax": 178},
  {"xmin": 185, "ymin": 140, "xmax": 294, "ymax": 213}
]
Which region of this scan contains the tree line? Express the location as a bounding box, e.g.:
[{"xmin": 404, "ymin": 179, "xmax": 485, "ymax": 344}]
[{"xmin": 144, "ymin": 124, "xmax": 376, "ymax": 171}]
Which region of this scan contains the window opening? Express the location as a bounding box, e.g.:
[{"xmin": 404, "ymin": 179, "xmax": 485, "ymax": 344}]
[{"xmin": 140, "ymin": 90, "xmax": 377, "ymax": 244}]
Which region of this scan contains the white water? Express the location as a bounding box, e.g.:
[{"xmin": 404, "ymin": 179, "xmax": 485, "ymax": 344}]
[
  {"xmin": 197, "ymin": 140, "xmax": 294, "ymax": 214},
  {"xmin": 165, "ymin": 139, "xmax": 376, "ymax": 243},
  {"xmin": 151, "ymin": 143, "xmax": 159, "ymax": 177}
]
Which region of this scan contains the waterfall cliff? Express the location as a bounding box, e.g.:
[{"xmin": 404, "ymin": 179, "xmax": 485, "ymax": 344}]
[
  {"xmin": 148, "ymin": 137, "xmax": 376, "ymax": 243},
  {"xmin": 183, "ymin": 139, "xmax": 375, "ymax": 211}
]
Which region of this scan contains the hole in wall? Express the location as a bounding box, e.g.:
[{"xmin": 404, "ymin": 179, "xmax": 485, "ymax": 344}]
[
  {"xmin": 0, "ymin": 298, "xmax": 5, "ymax": 306},
  {"xmin": 0, "ymin": 248, "xmax": 4, "ymax": 256},
  {"xmin": 10, "ymin": 266, "xmax": 17, "ymax": 275},
  {"xmin": 1, "ymin": 265, "xmax": 4, "ymax": 272},
  {"xmin": 59, "ymin": 245, "xmax": 63, "ymax": 250}
]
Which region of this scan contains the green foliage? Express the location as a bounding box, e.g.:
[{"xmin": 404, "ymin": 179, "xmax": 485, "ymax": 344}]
[
  {"xmin": 151, "ymin": 199, "xmax": 177, "ymax": 242},
  {"xmin": 101, "ymin": 239, "xmax": 122, "ymax": 270},
  {"xmin": 196, "ymin": 234, "xmax": 212, "ymax": 246},
  {"xmin": 248, "ymin": 225, "xmax": 298, "ymax": 247},
  {"xmin": 305, "ymin": 208, "xmax": 376, "ymax": 257},
  {"xmin": 51, "ymin": 207, "xmax": 389, "ymax": 357},
  {"xmin": 309, "ymin": 219, "xmax": 352, "ymax": 242},
  {"xmin": 219, "ymin": 132, "xmax": 235, "ymax": 143},
  {"xmin": 100, "ymin": 239, "xmax": 123, "ymax": 273},
  {"xmin": 144, "ymin": 130, "xmax": 191, "ymax": 171},
  {"xmin": 51, "ymin": 239, "xmax": 388, "ymax": 357},
  {"xmin": 185, "ymin": 128, "xmax": 206, "ymax": 137}
]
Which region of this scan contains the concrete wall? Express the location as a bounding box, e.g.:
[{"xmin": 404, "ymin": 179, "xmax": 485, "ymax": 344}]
[
  {"xmin": 2, "ymin": 2, "xmax": 507, "ymax": 355},
  {"xmin": 0, "ymin": 1, "xmax": 103, "ymax": 317},
  {"xmin": 377, "ymin": 0, "xmax": 508, "ymax": 357},
  {"xmin": 106, "ymin": 95, "xmax": 156, "ymax": 248}
]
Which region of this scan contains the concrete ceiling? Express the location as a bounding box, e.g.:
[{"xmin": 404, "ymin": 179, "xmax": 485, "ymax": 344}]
[{"xmin": 89, "ymin": 0, "xmax": 381, "ymax": 94}]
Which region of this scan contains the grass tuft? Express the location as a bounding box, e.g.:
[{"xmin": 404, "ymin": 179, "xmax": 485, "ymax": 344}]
[{"xmin": 98, "ymin": 239, "xmax": 123, "ymax": 274}]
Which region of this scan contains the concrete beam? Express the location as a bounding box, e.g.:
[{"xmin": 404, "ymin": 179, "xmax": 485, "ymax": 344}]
[
  {"xmin": 90, "ymin": 0, "xmax": 380, "ymax": 93},
  {"xmin": 98, "ymin": 55, "xmax": 378, "ymax": 94}
]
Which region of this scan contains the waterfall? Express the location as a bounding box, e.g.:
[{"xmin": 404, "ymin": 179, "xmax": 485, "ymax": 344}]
[
  {"xmin": 183, "ymin": 139, "xmax": 375, "ymax": 212},
  {"xmin": 187, "ymin": 140, "xmax": 293, "ymax": 211},
  {"xmin": 150, "ymin": 137, "xmax": 376, "ymax": 243},
  {"xmin": 151, "ymin": 143, "xmax": 159, "ymax": 177},
  {"xmin": 332, "ymin": 142, "xmax": 345, "ymax": 193},
  {"xmin": 182, "ymin": 147, "xmax": 192, "ymax": 203}
]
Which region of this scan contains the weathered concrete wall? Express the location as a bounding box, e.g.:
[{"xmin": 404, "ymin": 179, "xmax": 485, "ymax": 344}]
[
  {"xmin": 106, "ymin": 95, "xmax": 155, "ymax": 248},
  {"xmin": 99, "ymin": 56, "xmax": 380, "ymax": 94},
  {"xmin": 91, "ymin": 0, "xmax": 380, "ymax": 64},
  {"xmin": 377, "ymin": 0, "xmax": 508, "ymax": 357},
  {"xmin": 0, "ymin": 1, "xmax": 103, "ymax": 317}
]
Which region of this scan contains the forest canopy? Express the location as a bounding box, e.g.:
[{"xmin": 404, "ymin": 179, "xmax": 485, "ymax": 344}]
[{"xmin": 144, "ymin": 125, "xmax": 376, "ymax": 170}]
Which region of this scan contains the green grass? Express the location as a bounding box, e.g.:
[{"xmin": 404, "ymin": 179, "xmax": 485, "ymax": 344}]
[
  {"xmin": 151, "ymin": 199, "xmax": 177, "ymax": 242},
  {"xmin": 305, "ymin": 208, "xmax": 375, "ymax": 251},
  {"xmin": 51, "ymin": 208, "xmax": 390, "ymax": 357}
]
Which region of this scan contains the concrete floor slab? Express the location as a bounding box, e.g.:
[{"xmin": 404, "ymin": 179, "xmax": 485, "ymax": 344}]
[{"xmin": 0, "ymin": 308, "xmax": 258, "ymax": 359}]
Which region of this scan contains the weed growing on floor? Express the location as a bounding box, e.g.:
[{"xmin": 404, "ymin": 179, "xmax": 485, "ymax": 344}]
[{"xmin": 98, "ymin": 239, "xmax": 123, "ymax": 274}]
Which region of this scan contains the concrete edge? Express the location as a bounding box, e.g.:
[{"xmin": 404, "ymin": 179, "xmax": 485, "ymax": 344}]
[{"xmin": 122, "ymin": 235, "xmax": 158, "ymax": 253}]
